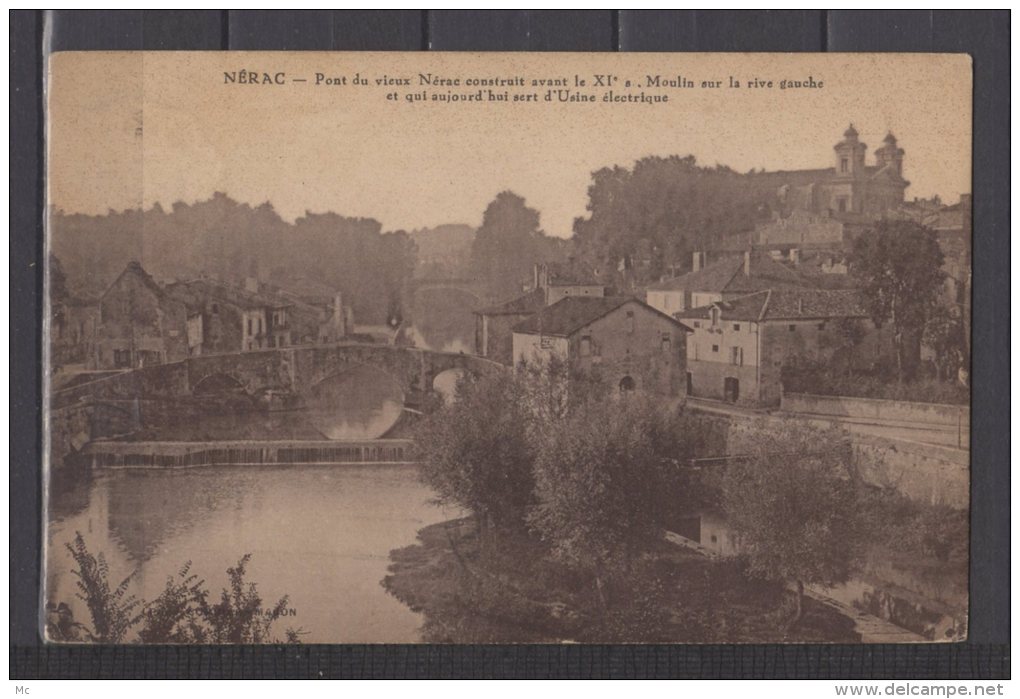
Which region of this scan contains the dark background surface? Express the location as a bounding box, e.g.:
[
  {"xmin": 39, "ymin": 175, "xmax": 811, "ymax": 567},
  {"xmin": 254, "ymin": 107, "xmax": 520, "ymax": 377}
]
[{"xmin": 10, "ymin": 9, "xmax": 1010, "ymax": 679}]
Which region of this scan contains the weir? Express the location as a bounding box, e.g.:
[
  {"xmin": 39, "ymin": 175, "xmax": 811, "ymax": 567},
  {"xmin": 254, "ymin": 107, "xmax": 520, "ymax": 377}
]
[{"xmin": 83, "ymin": 439, "xmax": 417, "ymax": 469}]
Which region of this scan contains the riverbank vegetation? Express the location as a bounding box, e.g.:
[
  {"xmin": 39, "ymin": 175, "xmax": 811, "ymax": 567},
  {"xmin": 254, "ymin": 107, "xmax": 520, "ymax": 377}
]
[
  {"xmin": 383, "ymin": 518, "xmax": 858, "ymax": 643},
  {"xmin": 47, "ymin": 533, "xmax": 302, "ymax": 644},
  {"xmin": 393, "ymin": 364, "xmax": 883, "ymax": 641}
]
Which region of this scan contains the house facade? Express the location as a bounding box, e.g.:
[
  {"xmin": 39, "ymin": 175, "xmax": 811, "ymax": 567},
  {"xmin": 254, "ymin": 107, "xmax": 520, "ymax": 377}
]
[
  {"xmin": 645, "ymin": 250, "xmax": 814, "ymax": 317},
  {"xmin": 165, "ymin": 278, "xmax": 293, "ymax": 355},
  {"xmin": 676, "ymin": 288, "xmax": 891, "ymax": 406},
  {"xmin": 475, "ymin": 262, "xmax": 606, "ymax": 365},
  {"xmin": 91, "ymin": 261, "xmax": 189, "ymax": 369},
  {"xmin": 512, "ymin": 296, "xmax": 691, "ymax": 397}
]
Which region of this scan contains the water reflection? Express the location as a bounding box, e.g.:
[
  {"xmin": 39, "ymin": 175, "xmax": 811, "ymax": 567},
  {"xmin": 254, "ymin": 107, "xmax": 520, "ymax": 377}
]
[
  {"xmin": 409, "ymin": 287, "xmax": 477, "ymax": 354},
  {"xmin": 673, "ymin": 510, "xmax": 967, "ymax": 640},
  {"xmin": 305, "ymin": 366, "xmax": 404, "ymax": 440},
  {"xmin": 133, "ymin": 364, "xmax": 405, "ymax": 442},
  {"xmin": 46, "ymin": 465, "xmax": 455, "ymax": 643}
]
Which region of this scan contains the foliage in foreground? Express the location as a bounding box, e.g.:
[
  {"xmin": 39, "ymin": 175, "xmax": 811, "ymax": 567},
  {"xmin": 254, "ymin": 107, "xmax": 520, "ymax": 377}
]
[
  {"xmin": 719, "ymin": 419, "xmax": 866, "ymax": 626},
  {"xmin": 383, "ymin": 519, "xmax": 859, "ymax": 643},
  {"xmin": 47, "ymin": 533, "xmax": 302, "ymax": 644},
  {"xmin": 527, "ymin": 395, "xmax": 692, "ymax": 608}
]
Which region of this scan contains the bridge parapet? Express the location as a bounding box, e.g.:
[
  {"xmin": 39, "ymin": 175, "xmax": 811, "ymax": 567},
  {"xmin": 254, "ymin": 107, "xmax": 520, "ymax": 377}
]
[{"xmin": 53, "ymin": 342, "xmax": 507, "ymax": 408}]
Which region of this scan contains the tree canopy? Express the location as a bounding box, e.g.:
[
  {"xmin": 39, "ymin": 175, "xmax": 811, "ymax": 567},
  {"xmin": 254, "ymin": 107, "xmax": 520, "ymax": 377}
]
[
  {"xmin": 718, "ymin": 419, "xmax": 864, "ymax": 625},
  {"xmin": 571, "ymin": 156, "xmax": 787, "ymax": 287},
  {"xmin": 848, "ymin": 219, "xmax": 946, "ymax": 381},
  {"xmin": 470, "ymin": 191, "xmax": 564, "ymax": 299}
]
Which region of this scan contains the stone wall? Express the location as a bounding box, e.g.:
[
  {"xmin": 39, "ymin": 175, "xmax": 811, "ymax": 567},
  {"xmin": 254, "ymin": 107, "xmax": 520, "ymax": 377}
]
[
  {"xmin": 851, "ymin": 433, "xmax": 969, "ymax": 508},
  {"xmin": 721, "ymin": 413, "xmax": 968, "ymax": 507},
  {"xmin": 782, "ymin": 391, "xmax": 969, "ymax": 429}
]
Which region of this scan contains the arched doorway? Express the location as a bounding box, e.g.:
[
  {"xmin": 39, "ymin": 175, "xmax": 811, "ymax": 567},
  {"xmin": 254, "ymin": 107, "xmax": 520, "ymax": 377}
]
[{"xmin": 618, "ymin": 375, "xmax": 636, "ymax": 393}]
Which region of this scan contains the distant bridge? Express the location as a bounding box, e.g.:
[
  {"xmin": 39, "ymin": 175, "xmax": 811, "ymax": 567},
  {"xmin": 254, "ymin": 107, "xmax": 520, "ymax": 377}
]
[{"xmin": 409, "ymin": 277, "xmax": 491, "ymax": 306}]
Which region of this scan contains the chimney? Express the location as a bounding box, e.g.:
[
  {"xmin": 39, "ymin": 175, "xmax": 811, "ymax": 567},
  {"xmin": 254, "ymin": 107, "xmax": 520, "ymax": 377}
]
[
  {"xmin": 743, "ymin": 250, "xmax": 751, "ymax": 277},
  {"xmin": 533, "ymin": 263, "xmax": 549, "ymax": 291},
  {"xmin": 692, "ymin": 251, "xmax": 702, "ymax": 273}
]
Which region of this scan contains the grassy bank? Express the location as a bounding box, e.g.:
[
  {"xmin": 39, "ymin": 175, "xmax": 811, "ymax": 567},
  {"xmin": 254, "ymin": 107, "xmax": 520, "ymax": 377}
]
[{"xmin": 383, "ymin": 518, "xmax": 860, "ymax": 643}]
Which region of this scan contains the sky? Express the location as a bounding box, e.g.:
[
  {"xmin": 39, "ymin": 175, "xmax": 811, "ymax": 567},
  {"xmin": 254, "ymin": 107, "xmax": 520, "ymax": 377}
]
[{"xmin": 48, "ymin": 52, "xmax": 972, "ymax": 238}]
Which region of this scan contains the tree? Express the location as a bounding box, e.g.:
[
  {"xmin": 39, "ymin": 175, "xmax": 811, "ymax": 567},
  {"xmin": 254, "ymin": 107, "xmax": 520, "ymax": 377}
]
[
  {"xmin": 471, "ymin": 191, "xmax": 555, "ymax": 299},
  {"xmin": 922, "ymin": 304, "xmax": 965, "ymax": 381},
  {"xmin": 848, "ymin": 220, "xmax": 946, "ymax": 382},
  {"xmin": 414, "ymin": 370, "xmax": 537, "ymax": 534},
  {"xmin": 527, "ymin": 395, "xmax": 689, "ymax": 610},
  {"xmin": 572, "ymin": 156, "xmax": 787, "ymax": 288},
  {"xmin": 831, "ymin": 317, "xmax": 868, "ymax": 377},
  {"xmin": 718, "ymin": 420, "xmax": 864, "ymax": 629}
]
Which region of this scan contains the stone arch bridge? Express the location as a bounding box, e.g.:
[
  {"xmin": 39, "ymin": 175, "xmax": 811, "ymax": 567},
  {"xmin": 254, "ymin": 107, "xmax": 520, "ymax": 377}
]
[{"xmin": 54, "ymin": 343, "xmax": 506, "ymax": 411}]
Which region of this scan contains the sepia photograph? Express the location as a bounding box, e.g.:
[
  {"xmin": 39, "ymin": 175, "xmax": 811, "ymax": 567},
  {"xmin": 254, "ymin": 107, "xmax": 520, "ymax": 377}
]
[{"xmin": 43, "ymin": 51, "xmax": 972, "ymax": 645}]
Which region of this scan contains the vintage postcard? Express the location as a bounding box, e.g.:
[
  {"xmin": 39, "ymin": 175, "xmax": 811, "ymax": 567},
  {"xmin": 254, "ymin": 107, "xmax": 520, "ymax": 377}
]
[{"xmin": 44, "ymin": 52, "xmax": 971, "ymax": 644}]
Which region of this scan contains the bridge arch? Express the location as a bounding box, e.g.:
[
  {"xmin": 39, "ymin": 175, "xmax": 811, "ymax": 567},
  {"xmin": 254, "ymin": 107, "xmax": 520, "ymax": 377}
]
[{"xmin": 192, "ymin": 372, "xmax": 248, "ymax": 395}]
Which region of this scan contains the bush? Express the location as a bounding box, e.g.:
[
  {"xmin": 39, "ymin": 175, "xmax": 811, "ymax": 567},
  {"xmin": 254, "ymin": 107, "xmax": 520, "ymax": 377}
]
[
  {"xmin": 63, "ymin": 532, "xmax": 141, "ymax": 643},
  {"xmin": 50, "ymin": 534, "xmax": 301, "ymax": 644}
]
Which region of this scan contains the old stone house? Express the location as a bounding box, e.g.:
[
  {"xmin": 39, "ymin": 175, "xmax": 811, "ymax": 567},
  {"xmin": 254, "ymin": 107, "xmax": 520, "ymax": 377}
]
[
  {"xmin": 675, "ymin": 288, "xmax": 892, "ymax": 406},
  {"xmin": 165, "ymin": 278, "xmax": 292, "ymax": 355},
  {"xmin": 511, "ymin": 296, "xmax": 691, "ymax": 397},
  {"xmin": 475, "ymin": 262, "xmax": 606, "ymax": 365},
  {"xmin": 91, "ymin": 261, "xmax": 189, "ymax": 369},
  {"xmin": 645, "ymin": 250, "xmax": 813, "ymax": 317}
]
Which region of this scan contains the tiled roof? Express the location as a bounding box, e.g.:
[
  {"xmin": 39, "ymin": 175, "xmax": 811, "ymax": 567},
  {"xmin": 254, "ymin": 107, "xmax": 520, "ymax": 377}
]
[
  {"xmin": 647, "ymin": 256, "xmax": 744, "ymax": 292},
  {"xmin": 167, "ymin": 279, "xmax": 291, "ymax": 311},
  {"xmin": 514, "ymin": 296, "xmax": 689, "ymax": 337},
  {"xmin": 110, "ymin": 261, "xmax": 166, "ymax": 300},
  {"xmin": 675, "ymin": 288, "xmax": 870, "ymax": 323},
  {"xmin": 675, "ymin": 291, "xmax": 770, "ymax": 322},
  {"xmin": 475, "ymin": 288, "xmax": 547, "ymax": 316},
  {"xmin": 513, "ymin": 297, "xmax": 631, "ymax": 336},
  {"xmin": 647, "ymin": 253, "xmax": 808, "ymax": 294},
  {"xmin": 764, "ymin": 289, "xmax": 869, "ymax": 320}
]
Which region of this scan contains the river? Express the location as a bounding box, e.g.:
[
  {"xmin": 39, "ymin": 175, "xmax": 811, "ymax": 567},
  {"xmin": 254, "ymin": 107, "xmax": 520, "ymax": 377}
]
[
  {"xmin": 46, "ymin": 464, "xmax": 456, "ymax": 643},
  {"xmin": 47, "ymin": 363, "xmax": 453, "ymax": 643}
]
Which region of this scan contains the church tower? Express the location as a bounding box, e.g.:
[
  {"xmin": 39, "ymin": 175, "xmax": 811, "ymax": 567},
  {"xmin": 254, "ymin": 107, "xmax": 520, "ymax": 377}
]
[
  {"xmin": 874, "ymin": 131, "xmax": 905, "ymax": 176},
  {"xmin": 833, "ymin": 123, "xmax": 867, "ymax": 178}
]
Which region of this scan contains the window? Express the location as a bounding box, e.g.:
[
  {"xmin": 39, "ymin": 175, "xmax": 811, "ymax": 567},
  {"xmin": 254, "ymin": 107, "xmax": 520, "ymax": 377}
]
[
  {"xmin": 838, "ymin": 197, "xmax": 848, "ymax": 213},
  {"xmin": 733, "ymin": 323, "xmax": 741, "ymax": 332},
  {"xmin": 626, "ymin": 310, "xmax": 635, "ymax": 333},
  {"xmin": 113, "ymin": 349, "xmax": 131, "ymax": 368},
  {"xmin": 540, "ymin": 336, "xmax": 553, "ymax": 350},
  {"xmin": 730, "ymin": 346, "xmax": 743, "ymax": 366},
  {"xmin": 693, "ymin": 321, "xmax": 701, "ymax": 328},
  {"xmin": 788, "ymin": 324, "xmax": 796, "ymax": 332},
  {"xmin": 840, "ymin": 157, "xmax": 848, "ymax": 173},
  {"xmin": 247, "ymin": 318, "xmax": 253, "ymax": 335},
  {"xmin": 661, "ymin": 335, "xmax": 671, "ymax": 353},
  {"xmin": 712, "ymin": 344, "xmax": 719, "ymax": 353},
  {"xmin": 619, "ymin": 376, "xmax": 635, "ymax": 392},
  {"xmin": 580, "ymin": 336, "xmax": 592, "ymax": 357}
]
